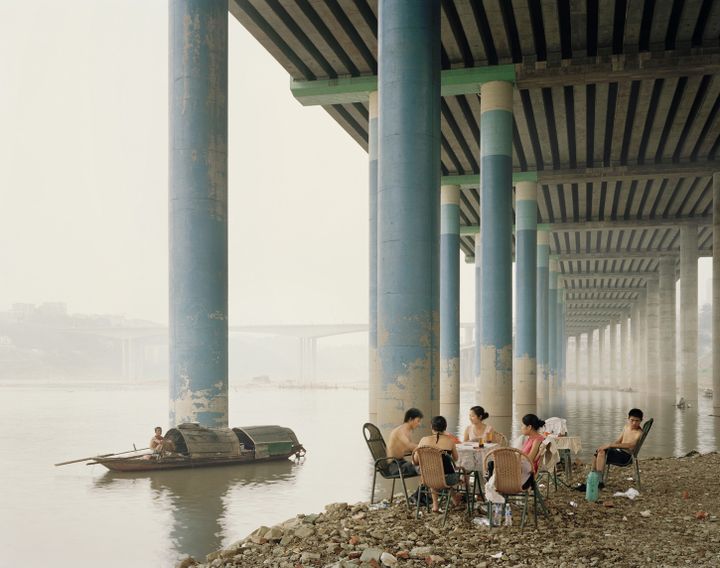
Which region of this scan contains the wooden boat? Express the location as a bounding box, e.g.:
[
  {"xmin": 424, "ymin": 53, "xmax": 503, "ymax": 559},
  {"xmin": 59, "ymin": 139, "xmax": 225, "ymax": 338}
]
[{"xmin": 88, "ymin": 423, "xmax": 305, "ymax": 472}]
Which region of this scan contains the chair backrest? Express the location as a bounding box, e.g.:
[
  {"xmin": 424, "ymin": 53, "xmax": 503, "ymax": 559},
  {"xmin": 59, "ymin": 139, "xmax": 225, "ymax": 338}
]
[
  {"xmin": 414, "ymin": 446, "xmax": 451, "ymax": 490},
  {"xmin": 484, "ymin": 447, "xmax": 527, "ymax": 494},
  {"xmin": 492, "ymin": 431, "xmax": 509, "ymax": 447},
  {"xmin": 363, "ymin": 423, "xmax": 390, "ymax": 471},
  {"xmin": 632, "ymin": 418, "xmax": 654, "ymax": 457}
]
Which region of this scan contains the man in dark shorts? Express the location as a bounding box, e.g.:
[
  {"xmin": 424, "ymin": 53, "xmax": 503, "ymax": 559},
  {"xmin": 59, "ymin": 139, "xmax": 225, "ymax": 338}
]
[
  {"xmin": 386, "ymin": 408, "xmax": 423, "ymax": 476},
  {"xmin": 591, "ymin": 408, "xmax": 644, "ymax": 488}
]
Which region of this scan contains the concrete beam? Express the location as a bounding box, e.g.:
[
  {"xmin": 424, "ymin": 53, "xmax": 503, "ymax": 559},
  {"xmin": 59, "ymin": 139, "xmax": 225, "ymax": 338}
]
[
  {"xmin": 537, "ymin": 162, "xmax": 720, "ymax": 186},
  {"xmin": 445, "ymin": 162, "xmax": 718, "ymax": 191},
  {"xmin": 550, "ymin": 217, "xmax": 712, "ymax": 232},
  {"xmin": 291, "ymin": 65, "xmax": 515, "ymax": 106},
  {"xmin": 560, "ymin": 272, "xmax": 656, "ymax": 280},
  {"xmin": 515, "ymin": 52, "xmax": 720, "ymax": 89},
  {"xmin": 558, "ymin": 249, "xmax": 711, "ymax": 261}
]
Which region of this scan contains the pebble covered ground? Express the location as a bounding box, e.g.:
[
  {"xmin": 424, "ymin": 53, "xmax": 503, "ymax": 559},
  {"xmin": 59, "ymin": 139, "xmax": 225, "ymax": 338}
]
[{"xmin": 180, "ymin": 452, "xmax": 720, "ymax": 568}]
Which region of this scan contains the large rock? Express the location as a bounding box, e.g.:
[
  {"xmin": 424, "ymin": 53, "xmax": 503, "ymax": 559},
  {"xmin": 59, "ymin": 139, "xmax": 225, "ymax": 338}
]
[{"xmin": 359, "ymin": 547, "xmax": 383, "ymax": 562}]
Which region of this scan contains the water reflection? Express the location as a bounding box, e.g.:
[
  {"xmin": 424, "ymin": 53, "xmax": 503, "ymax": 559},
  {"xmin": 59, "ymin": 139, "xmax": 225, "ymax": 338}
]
[{"xmin": 94, "ymin": 460, "xmax": 297, "ymax": 561}]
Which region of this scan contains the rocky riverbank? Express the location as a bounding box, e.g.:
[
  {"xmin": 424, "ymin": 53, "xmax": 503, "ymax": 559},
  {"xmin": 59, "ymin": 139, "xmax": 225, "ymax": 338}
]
[{"xmin": 181, "ymin": 452, "xmax": 720, "ymax": 568}]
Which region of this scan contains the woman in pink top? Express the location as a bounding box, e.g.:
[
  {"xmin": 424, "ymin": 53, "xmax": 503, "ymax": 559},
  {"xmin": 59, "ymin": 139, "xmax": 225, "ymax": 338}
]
[{"xmin": 520, "ymin": 414, "xmax": 546, "ymax": 475}]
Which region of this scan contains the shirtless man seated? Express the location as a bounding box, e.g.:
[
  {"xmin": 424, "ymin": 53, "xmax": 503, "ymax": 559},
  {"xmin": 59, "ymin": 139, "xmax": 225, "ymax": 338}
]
[
  {"xmin": 591, "ymin": 408, "xmax": 644, "ymax": 488},
  {"xmin": 385, "ymin": 408, "xmax": 423, "ymax": 476}
]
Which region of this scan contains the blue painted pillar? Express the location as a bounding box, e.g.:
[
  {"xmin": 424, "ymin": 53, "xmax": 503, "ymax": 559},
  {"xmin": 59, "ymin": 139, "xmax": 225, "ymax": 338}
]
[
  {"xmin": 440, "ymin": 184, "xmax": 461, "ymax": 416},
  {"xmin": 169, "ymin": 0, "xmax": 228, "ymax": 427},
  {"xmin": 368, "ymin": 91, "xmax": 379, "ymax": 422},
  {"xmin": 474, "ymin": 230, "xmax": 482, "ymax": 393},
  {"xmin": 547, "ymin": 259, "xmax": 559, "ymax": 399},
  {"xmin": 479, "ymin": 80, "xmax": 514, "ymax": 434},
  {"xmin": 514, "ymin": 181, "xmax": 537, "ymax": 412},
  {"xmin": 536, "ymin": 229, "xmax": 550, "ymax": 402},
  {"xmin": 557, "ymin": 286, "xmax": 566, "ymax": 392},
  {"xmin": 377, "ymin": 0, "xmax": 441, "ymax": 431}
]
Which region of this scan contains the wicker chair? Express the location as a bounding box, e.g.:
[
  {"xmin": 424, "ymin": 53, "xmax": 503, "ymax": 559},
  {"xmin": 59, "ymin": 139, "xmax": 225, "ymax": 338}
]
[
  {"xmin": 483, "ymin": 447, "xmax": 546, "ymax": 529},
  {"xmin": 362, "ymin": 423, "xmax": 418, "ymax": 508},
  {"xmin": 490, "ymin": 431, "xmax": 509, "ymax": 447},
  {"xmin": 603, "ymin": 418, "xmax": 654, "ymax": 490},
  {"xmin": 413, "ymin": 446, "xmax": 469, "ymax": 527}
]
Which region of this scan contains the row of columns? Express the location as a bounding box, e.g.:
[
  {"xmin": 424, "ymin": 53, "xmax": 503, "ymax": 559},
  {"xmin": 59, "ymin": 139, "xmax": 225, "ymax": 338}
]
[{"xmin": 166, "ymin": 1, "xmax": 720, "ymax": 430}]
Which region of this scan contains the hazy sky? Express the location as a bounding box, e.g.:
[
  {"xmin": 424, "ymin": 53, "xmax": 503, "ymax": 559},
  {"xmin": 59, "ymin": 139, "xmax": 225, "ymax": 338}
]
[{"xmin": 0, "ymin": 1, "xmax": 711, "ymax": 327}]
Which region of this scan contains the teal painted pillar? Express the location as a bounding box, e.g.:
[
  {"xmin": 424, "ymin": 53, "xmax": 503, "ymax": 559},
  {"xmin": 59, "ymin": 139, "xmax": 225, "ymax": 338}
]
[
  {"xmin": 377, "ymin": 0, "xmax": 441, "ymax": 432},
  {"xmin": 514, "ymin": 181, "xmax": 537, "ymax": 412},
  {"xmin": 536, "ymin": 229, "xmax": 550, "ymax": 401},
  {"xmin": 440, "ymin": 184, "xmax": 461, "ymax": 416},
  {"xmin": 713, "ymin": 173, "xmax": 720, "ymax": 413},
  {"xmin": 547, "ymin": 259, "xmax": 559, "ymax": 398},
  {"xmin": 474, "ymin": 230, "xmax": 482, "ymax": 394},
  {"xmin": 479, "ymin": 80, "xmax": 514, "ymax": 435},
  {"xmin": 169, "ymin": 0, "xmax": 228, "ymax": 427},
  {"xmin": 557, "ymin": 287, "xmax": 565, "ymax": 392},
  {"xmin": 368, "ymin": 91, "xmax": 379, "ymax": 422}
]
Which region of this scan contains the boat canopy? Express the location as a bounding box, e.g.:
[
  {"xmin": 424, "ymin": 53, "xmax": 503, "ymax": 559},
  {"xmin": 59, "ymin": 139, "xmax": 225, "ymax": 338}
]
[
  {"xmin": 233, "ymin": 425, "xmax": 301, "ymax": 459},
  {"xmin": 165, "ymin": 423, "xmax": 244, "ymax": 458},
  {"xmin": 165, "ymin": 423, "xmax": 301, "ymax": 459}
]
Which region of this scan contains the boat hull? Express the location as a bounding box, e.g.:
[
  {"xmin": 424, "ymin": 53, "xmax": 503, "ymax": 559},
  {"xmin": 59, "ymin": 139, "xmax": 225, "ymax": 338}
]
[{"xmin": 94, "ymin": 453, "xmax": 297, "ymax": 472}]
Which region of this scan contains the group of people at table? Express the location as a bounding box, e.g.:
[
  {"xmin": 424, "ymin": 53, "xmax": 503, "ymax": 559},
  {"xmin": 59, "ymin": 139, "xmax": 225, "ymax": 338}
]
[{"xmin": 386, "ymin": 406, "xmax": 646, "ymax": 512}]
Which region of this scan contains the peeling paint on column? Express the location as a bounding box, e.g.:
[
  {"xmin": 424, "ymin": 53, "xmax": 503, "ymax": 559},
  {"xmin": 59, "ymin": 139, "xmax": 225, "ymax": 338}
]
[
  {"xmin": 169, "ymin": 0, "xmax": 228, "ymax": 428},
  {"xmin": 479, "ymin": 80, "xmax": 514, "ymax": 426},
  {"xmin": 368, "ymin": 91, "xmax": 379, "ymax": 421},
  {"xmin": 376, "ymin": 1, "xmax": 441, "ymax": 434},
  {"xmin": 536, "ymin": 230, "xmax": 550, "ymax": 401},
  {"xmin": 515, "ymin": 181, "xmax": 537, "ymax": 410},
  {"xmin": 440, "ymin": 185, "xmax": 460, "ymax": 412}
]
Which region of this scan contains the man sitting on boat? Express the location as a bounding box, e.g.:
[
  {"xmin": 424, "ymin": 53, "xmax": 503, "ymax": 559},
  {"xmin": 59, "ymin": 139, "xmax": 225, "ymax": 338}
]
[{"xmin": 149, "ymin": 426, "xmax": 175, "ymax": 456}]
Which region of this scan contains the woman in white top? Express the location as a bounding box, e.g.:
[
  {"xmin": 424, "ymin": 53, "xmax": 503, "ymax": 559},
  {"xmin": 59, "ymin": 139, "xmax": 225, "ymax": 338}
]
[{"xmin": 463, "ymin": 406, "xmax": 494, "ymax": 443}]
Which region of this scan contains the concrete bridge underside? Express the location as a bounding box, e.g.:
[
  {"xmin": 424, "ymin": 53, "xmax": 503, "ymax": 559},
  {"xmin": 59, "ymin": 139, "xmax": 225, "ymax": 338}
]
[{"xmin": 168, "ymin": 0, "xmax": 720, "ymax": 427}]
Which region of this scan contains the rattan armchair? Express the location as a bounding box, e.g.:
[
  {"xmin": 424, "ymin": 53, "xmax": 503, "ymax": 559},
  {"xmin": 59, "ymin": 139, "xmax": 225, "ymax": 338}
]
[
  {"xmin": 483, "ymin": 447, "xmax": 547, "ymax": 529},
  {"xmin": 413, "ymin": 446, "xmax": 470, "ymax": 527}
]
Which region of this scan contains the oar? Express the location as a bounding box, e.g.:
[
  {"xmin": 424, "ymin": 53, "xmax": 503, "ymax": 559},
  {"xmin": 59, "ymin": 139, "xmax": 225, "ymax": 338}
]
[{"xmin": 54, "ymin": 447, "xmax": 151, "ymax": 467}]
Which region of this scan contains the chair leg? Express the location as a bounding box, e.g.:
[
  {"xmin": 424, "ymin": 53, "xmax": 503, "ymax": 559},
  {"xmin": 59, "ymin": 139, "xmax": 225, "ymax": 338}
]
[
  {"xmin": 442, "ymin": 490, "xmax": 451, "ymax": 528},
  {"xmin": 635, "ymin": 460, "xmax": 641, "ymax": 491},
  {"xmin": 400, "ymin": 476, "xmax": 411, "ymax": 509},
  {"xmin": 371, "ymin": 472, "xmax": 377, "ymax": 504},
  {"xmin": 415, "ymin": 484, "xmax": 423, "ymax": 519},
  {"xmin": 390, "ymin": 478, "xmax": 396, "ymax": 502}
]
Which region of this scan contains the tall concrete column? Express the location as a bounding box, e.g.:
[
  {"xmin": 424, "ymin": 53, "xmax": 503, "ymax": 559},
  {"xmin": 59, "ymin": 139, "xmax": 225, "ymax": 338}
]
[
  {"xmin": 514, "ymin": 181, "xmax": 537, "ymax": 412},
  {"xmin": 479, "ymin": 80, "xmax": 514, "ymax": 434},
  {"xmin": 368, "ymin": 91, "xmax": 379, "ymax": 421},
  {"xmin": 609, "ymin": 319, "xmax": 617, "ymax": 389},
  {"xmin": 598, "ymin": 325, "xmax": 605, "ymax": 387},
  {"xmin": 474, "ymin": 231, "xmax": 482, "ymax": 392},
  {"xmin": 377, "ymin": 0, "xmax": 441, "ymax": 431},
  {"xmin": 587, "ymin": 330, "xmax": 594, "ymax": 388},
  {"xmin": 659, "ymin": 257, "xmax": 677, "ymax": 398},
  {"xmin": 620, "ymin": 316, "xmax": 628, "ymax": 390},
  {"xmin": 536, "ymin": 229, "xmax": 550, "ymax": 401},
  {"xmin": 547, "ymin": 259, "xmax": 559, "ymax": 398},
  {"xmin": 440, "ymin": 184, "xmax": 461, "ymax": 416},
  {"xmin": 574, "ymin": 335, "xmax": 581, "ymax": 386},
  {"xmin": 169, "ymin": 0, "xmax": 228, "ymax": 427},
  {"xmin": 679, "ymin": 226, "xmax": 699, "ymax": 406},
  {"xmin": 646, "ymin": 277, "xmax": 660, "ymax": 387},
  {"xmin": 713, "ymin": 173, "xmax": 720, "ymax": 413},
  {"xmin": 557, "ymin": 286, "xmax": 566, "ymax": 392},
  {"xmin": 637, "ymin": 289, "xmax": 647, "ymax": 391}
]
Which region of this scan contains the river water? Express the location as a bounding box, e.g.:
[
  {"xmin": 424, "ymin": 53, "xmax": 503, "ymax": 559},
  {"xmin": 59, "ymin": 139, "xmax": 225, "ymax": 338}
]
[{"xmin": 1, "ymin": 382, "xmax": 718, "ymax": 567}]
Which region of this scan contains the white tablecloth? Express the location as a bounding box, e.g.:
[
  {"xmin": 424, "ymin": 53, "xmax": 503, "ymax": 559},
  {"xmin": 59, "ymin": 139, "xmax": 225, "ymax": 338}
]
[
  {"xmin": 455, "ymin": 443, "xmax": 498, "ymax": 474},
  {"xmin": 549, "ymin": 435, "xmax": 582, "ymax": 454}
]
